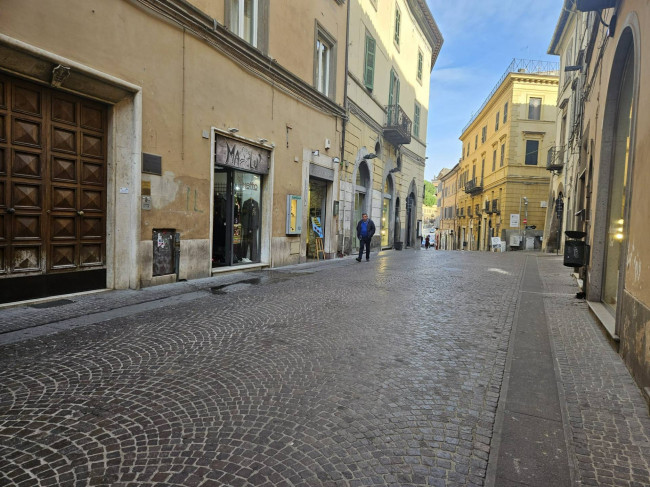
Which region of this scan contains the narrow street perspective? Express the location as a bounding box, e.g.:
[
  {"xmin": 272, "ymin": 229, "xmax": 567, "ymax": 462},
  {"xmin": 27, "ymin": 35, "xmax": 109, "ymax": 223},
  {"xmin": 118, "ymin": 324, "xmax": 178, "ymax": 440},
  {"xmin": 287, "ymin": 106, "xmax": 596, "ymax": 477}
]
[{"xmin": 2, "ymin": 250, "xmax": 649, "ymax": 486}]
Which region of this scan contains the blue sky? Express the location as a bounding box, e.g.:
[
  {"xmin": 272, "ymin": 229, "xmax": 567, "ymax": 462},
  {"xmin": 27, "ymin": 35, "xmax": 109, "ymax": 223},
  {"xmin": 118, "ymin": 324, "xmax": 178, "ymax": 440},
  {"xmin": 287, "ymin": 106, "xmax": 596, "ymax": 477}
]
[{"xmin": 424, "ymin": 0, "xmax": 564, "ymax": 181}]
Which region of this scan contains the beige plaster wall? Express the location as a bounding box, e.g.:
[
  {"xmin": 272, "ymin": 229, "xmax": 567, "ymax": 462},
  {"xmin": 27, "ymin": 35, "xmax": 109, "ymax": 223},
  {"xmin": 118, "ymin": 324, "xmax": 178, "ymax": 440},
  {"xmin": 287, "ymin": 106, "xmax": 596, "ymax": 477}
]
[{"xmin": 0, "ymin": 0, "xmax": 346, "ymax": 282}]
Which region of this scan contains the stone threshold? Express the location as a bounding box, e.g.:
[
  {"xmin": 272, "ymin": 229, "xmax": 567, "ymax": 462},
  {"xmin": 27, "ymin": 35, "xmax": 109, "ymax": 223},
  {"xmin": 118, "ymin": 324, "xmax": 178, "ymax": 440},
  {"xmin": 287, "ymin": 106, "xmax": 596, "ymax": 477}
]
[{"xmin": 587, "ymin": 300, "xmax": 620, "ymax": 349}]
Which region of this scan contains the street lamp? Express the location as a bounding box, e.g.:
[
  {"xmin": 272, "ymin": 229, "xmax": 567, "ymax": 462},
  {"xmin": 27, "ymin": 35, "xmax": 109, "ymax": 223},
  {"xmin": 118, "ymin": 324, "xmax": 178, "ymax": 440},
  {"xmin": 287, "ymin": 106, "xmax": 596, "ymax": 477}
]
[{"xmin": 519, "ymin": 196, "xmax": 528, "ymax": 248}]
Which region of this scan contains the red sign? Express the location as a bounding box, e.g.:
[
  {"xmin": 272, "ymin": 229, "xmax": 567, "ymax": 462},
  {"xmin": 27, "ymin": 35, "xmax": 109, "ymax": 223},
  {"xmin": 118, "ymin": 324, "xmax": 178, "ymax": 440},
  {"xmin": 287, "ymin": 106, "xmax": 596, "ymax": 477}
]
[{"xmin": 523, "ymin": 218, "xmax": 527, "ymax": 224}]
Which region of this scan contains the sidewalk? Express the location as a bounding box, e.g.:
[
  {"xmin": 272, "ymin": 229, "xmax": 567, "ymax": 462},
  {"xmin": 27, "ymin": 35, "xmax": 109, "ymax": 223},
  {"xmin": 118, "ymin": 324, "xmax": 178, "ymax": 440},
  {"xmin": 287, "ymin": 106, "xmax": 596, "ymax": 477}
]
[
  {"xmin": 0, "ymin": 254, "xmax": 361, "ymax": 343},
  {"xmin": 488, "ymin": 254, "xmax": 650, "ymax": 486}
]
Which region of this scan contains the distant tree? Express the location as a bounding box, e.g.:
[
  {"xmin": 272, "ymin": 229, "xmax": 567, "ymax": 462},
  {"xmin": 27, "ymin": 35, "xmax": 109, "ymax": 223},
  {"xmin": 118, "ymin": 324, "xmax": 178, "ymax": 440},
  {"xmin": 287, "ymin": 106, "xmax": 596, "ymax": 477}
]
[{"xmin": 423, "ymin": 180, "xmax": 437, "ymax": 207}]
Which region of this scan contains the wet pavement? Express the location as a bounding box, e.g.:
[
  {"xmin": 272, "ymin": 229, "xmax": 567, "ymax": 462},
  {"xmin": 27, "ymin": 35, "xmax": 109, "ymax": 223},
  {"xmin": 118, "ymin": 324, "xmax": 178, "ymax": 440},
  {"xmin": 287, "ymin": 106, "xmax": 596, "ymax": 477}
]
[{"xmin": 0, "ymin": 249, "xmax": 649, "ymax": 486}]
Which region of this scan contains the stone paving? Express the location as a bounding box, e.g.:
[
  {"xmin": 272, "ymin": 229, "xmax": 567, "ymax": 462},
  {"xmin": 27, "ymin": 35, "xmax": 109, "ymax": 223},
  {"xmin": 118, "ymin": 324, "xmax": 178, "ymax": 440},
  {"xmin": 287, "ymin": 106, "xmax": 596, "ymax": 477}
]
[
  {"xmin": 538, "ymin": 256, "xmax": 650, "ymax": 487},
  {"xmin": 0, "ymin": 250, "xmax": 648, "ymax": 486}
]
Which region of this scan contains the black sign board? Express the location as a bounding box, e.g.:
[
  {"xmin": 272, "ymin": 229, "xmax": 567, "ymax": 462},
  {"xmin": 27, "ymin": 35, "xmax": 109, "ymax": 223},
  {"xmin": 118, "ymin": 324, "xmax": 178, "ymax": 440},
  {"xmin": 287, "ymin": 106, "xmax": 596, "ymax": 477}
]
[{"xmin": 143, "ymin": 153, "xmax": 162, "ymax": 175}]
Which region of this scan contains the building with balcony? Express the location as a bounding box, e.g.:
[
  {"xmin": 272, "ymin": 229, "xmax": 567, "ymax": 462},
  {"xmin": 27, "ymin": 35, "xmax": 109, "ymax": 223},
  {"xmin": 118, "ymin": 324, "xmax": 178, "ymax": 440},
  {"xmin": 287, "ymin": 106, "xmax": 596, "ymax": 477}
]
[
  {"xmin": 454, "ymin": 59, "xmax": 558, "ymax": 251},
  {"xmin": 437, "ymin": 164, "xmax": 460, "ymax": 250},
  {"xmin": 553, "ymin": 0, "xmax": 650, "ymax": 404},
  {"xmin": 340, "ymin": 0, "xmax": 442, "ymax": 253},
  {"xmin": 0, "ymin": 0, "xmax": 347, "ymax": 301},
  {"xmin": 543, "ymin": 2, "xmax": 589, "ymax": 254}
]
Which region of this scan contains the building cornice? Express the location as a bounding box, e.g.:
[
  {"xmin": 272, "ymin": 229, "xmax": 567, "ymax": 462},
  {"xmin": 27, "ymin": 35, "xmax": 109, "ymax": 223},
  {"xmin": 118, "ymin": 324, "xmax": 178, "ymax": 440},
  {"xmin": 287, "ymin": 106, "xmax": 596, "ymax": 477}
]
[
  {"xmin": 132, "ymin": 0, "xmax": 346, "ymax": 119},
  {"xmin": 406, "ymin": 0, "xmax": 444, "ymax": 69}
]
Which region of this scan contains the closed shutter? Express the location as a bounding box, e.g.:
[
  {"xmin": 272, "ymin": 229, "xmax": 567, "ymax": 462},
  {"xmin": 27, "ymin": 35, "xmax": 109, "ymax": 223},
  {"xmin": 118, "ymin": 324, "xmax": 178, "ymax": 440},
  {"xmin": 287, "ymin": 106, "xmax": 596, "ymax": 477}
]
[{"xmin": 364, "ymin": 35, "xmax": 376, "ymax": 90}]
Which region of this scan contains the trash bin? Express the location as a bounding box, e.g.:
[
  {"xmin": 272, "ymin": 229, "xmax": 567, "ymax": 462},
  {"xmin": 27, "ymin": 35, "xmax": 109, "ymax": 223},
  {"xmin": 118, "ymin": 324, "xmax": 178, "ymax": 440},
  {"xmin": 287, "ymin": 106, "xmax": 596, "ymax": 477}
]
[{"xmin": 563, "ymin": 230, "xmax": 587, "ymax": 267}]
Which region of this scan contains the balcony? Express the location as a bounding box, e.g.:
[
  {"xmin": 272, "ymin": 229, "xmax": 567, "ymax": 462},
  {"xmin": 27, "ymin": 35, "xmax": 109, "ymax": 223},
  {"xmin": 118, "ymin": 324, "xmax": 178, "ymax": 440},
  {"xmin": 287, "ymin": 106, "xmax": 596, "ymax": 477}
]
[
  {"xmin": 485, "ymin": 201, "xmax": 492, "ymax": 214},
  {"xmin": 546, "ymin": 146, "xmax": 565, "ymax": 172},
  {"xmin": 464, "ymin": 177, "xmax": 483, "ymax": 195},
  {"xmin": 491, "ymin": 199, "xmax": 500, "ymax": 215},
  {"xmin": 384, "ymin": 104, "xmax": 412, "ymax": 146},
  {"xmin": 475, "ymin": 204, "xmax": 482, "ymax": 218}
]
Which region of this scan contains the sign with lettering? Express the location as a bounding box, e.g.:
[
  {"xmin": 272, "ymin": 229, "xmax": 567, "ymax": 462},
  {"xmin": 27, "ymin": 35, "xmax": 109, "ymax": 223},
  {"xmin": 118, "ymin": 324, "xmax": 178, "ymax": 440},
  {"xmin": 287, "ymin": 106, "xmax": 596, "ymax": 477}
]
[{"xmin": 216, "ymin": 137, "xmax": 270, "ymax": 175}]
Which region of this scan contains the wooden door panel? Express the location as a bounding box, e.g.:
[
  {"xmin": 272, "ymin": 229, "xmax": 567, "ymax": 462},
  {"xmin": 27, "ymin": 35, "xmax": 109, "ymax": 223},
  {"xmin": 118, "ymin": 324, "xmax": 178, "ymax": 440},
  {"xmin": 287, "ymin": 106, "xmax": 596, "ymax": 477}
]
[
  {"xmin": 51, "ymin": 186, "xmax": 76, "ymax": 211},
  {"xmin": 52, "ymin": 126, "xmax": 76, "ymax": 154},
  {"xmin": 0, "ymin": 147, "xmax": 6, "ymax": 175},
  {"xmin": 12, "ymin": 150, "xmax": 42, "ymax": 178},
  {"xmin": 12, "ymin": 182, "xmax": 42, "ymax": 210},
  {"xmin": 11, "ymin": 244, "xmax": 40, "ymax": 272},
  {"xmin": 80, "ymin": 243, "xmax": 102, "ymax": 266},
  {"xmin": 80, "ymin": 189, "xmax": 102, "ymax": 211},
  {"xmin": 0, "ymin": 114, "xmax": 6, "ymax": 142},
  {"xmin": 81, "ymin": 105, "xmax": 103, "ymax": 131},
  {"xmin": 51, "ymin": 216, "xmax": 76, "ymax": 240},
  {"xmin": 52, "ymin": 96, "xmax": 76, "ymax": 125},
  {"xmin": 0, "ymin": 245, "xmax": 5, "ymax": 274},
  {"xmin": 12, "ymin": 117, "xmax": 41, "ymax": 147},
  {"xmin": 50, "ymin": 244, "xmax": 76, "ymax": 269},
  {"xmin": 81, "ymin": 217, "xmax": 103, "ymax": 239},
  {"xmin": 81, "ymin": 161, "xmax": 103, "ymax": 185},
  {"xmin": 12, "ymin": 84, "xmax": 42, "ymax": 116},
  {"xmin": 81, "ymin": 133, "xmax": 103, "ymax": 158},
  {"xmin": 52, "ymin": 156, "xmax": 76, "ymax": 182},
  {"xmin": 12, "ymin": 215, "xmax": 41, "ymax": 240}
]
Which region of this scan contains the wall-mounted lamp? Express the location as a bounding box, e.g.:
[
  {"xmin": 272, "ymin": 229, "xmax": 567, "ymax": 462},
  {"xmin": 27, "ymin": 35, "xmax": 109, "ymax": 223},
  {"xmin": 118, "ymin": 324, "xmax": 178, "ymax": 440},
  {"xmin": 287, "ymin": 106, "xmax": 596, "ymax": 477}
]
[
  {"xmin": 312, "ymin": 150, "xmax": 319, "ymax": 156},
  {"xmin": 332, "ymin": 157, "xmax": 340, "ymax": 164},
  {"xmin": 363, "ymin": 153, "xmax": 377, "ymax": 160},
  {"xmin": 228, "ymin": 127, "xmax": 239, "ymax": 133}
]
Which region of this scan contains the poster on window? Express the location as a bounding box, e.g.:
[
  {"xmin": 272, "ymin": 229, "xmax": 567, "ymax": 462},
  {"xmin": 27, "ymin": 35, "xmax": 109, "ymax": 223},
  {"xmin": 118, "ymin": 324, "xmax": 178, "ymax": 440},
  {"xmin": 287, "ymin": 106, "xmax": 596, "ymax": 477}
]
[{"xmin": 233, "ymin": 223, "xmax": 242, "ymax": 245}]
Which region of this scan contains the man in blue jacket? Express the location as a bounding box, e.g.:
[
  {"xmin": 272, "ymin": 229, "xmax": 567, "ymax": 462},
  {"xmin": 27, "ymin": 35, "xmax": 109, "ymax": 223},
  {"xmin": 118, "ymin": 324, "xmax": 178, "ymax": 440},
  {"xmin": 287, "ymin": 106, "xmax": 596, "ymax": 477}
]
[{"xmin": 356, "ymin": 212, "xmax": 376, "ymax": 262}]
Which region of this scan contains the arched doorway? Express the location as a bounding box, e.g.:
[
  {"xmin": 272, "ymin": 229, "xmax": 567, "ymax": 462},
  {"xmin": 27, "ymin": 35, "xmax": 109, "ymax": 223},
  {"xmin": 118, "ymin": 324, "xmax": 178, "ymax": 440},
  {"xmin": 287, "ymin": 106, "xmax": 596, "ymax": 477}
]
[
  {"xmin": 406, "ymin": 192, "xmax": 415, "ymax": 247},
  {"xmin": 382, "ymin": 176, "xmax": 394, "ymax": 247},
  {"xmin": 601, "ymin": 36, "xmax": 635, "ymax": 314}
]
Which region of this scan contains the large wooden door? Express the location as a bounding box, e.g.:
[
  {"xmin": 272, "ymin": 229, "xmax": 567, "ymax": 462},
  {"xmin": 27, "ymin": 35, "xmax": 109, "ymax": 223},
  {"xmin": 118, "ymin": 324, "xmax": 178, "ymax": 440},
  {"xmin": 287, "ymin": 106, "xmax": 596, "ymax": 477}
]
[{"xmin": 0, "ymin": 74, "xmax": 107, "ymax": 301}]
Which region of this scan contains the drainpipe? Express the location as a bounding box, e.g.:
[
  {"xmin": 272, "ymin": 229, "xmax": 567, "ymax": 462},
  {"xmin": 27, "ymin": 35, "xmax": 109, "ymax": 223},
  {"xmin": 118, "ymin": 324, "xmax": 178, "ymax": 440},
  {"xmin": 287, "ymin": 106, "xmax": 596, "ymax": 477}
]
[{"xmin": 338, "ymin": 0, "xmax": 351, "ymax": 256}]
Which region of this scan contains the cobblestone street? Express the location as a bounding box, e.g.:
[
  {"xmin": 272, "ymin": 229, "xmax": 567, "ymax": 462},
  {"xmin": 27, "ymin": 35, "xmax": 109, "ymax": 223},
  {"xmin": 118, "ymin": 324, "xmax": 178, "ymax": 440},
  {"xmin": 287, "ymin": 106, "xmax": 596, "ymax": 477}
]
[{"xmin": 1, "ymin": 250, "xmax": 649, "ymax": 486}]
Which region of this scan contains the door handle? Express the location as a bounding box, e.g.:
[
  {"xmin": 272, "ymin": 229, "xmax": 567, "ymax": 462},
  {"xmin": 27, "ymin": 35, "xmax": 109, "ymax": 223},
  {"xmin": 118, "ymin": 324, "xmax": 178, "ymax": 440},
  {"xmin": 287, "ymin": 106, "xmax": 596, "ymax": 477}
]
[
  {"xmin": 77, "ymin": 210, "xmax": 85, "ymax": 216},
  {"xmin": 6, "ymin": 207, "xmax": 15, "ymax": 214}
]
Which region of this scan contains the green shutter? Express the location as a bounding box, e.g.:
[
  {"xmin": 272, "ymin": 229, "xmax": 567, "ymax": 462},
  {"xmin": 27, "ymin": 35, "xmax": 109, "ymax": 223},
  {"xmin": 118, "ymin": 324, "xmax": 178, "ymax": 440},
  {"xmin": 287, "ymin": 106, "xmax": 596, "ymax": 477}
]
[
  {"xmin": 364, "ymin": 35, "xmax": 375, "ymax": 90},
  {"xmin": 414, "ymin": 104, "xmax": 420, "ymax": 137}
]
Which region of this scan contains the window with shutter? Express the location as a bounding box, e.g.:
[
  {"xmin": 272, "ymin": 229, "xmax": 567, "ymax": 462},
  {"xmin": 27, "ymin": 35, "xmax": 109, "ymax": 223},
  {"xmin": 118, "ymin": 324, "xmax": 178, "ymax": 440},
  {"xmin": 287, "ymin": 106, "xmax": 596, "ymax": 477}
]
[{"xmin": 364, "ymin": 34, "xmax": 376, "ymax": 90}]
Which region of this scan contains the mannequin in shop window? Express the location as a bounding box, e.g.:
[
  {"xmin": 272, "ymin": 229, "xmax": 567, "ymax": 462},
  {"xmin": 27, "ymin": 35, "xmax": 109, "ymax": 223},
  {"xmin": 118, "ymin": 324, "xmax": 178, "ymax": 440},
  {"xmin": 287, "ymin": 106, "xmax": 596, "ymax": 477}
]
[
  {"xmin": 241, "ymin": 197, "xmax": 260, "ymax": 262},
  {"xmin": 233, "ymin": 196, "xmax": 242, "ymax": 262}
]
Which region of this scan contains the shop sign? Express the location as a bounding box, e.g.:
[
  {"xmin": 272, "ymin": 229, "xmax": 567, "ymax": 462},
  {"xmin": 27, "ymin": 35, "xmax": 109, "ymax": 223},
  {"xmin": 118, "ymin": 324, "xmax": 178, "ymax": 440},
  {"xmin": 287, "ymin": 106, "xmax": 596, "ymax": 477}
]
[{"xmin": 216, "ymin": 137, "xmax": 269, "ymax": 175}]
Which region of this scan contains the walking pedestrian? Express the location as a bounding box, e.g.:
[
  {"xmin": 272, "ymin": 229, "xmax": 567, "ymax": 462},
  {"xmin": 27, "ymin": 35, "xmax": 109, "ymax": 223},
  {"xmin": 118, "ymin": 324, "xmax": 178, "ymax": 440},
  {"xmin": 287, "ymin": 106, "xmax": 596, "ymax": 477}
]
[
  {"xmin": 425, "ymin": 235, "xmax": 430, "ymax": 249},
  {"xmin": 356, "ymin": 212, "xmax": 375, "ymax": 262}
]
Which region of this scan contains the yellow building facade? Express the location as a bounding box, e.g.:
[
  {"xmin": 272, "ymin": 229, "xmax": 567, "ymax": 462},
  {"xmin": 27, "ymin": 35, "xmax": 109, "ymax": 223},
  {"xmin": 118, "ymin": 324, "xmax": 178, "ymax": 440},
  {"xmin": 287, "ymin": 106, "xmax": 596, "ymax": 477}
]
[
  {"xmin": 437, "ymin": 164, "xmax": 460, "ymax": 250},
  {"xmin": 339, "ymin": 0, "xmax": 442, "ymax": 252},
  {"xmin": 455, "ymin": 61, "xmax": 558, "ymax": 251}
]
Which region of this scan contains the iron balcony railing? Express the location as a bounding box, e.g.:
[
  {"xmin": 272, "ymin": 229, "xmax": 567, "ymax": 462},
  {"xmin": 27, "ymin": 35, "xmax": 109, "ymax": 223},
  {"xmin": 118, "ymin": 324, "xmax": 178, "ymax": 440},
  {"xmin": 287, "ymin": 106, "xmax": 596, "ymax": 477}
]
[
  {"xmin": 492, "ymin": 199, "xmax": 499, "ymax": 214},
  {"xmin": 546, "ymin": 146, "xmax": 565, "ymax": 172},
  {"xmin": 384, "ymin": 104, "xmax": 412, "ymax": 146},
  {"xmin": 485, "ymin": 201, "xmax": 492, "ymax": 214},
  {"xmin": 464, "ymin": 177, "xmax": 483, "ymax": 195}
]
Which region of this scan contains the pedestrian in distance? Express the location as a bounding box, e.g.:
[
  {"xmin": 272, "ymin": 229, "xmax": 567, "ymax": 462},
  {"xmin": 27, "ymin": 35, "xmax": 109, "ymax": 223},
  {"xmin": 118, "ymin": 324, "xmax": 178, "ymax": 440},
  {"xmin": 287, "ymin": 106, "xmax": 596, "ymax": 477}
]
[
  {"xmin": 356, "ymin": 212, "xmax": 375, "ymax": 262},
  {"xmin": 425, "ymin": 235, "xmax": 430, "ymax": 249}
]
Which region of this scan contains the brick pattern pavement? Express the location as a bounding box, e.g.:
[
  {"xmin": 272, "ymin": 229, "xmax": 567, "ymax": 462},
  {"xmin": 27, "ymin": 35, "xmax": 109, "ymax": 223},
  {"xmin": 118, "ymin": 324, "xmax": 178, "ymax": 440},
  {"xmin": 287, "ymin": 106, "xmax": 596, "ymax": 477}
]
[
  {"xmin": 1, "ymin": 251, "xmax": 525, "ymax": 486},
  {"xmin": 538, "ymin": 256, "xmax": 650, "ymax": 487}
]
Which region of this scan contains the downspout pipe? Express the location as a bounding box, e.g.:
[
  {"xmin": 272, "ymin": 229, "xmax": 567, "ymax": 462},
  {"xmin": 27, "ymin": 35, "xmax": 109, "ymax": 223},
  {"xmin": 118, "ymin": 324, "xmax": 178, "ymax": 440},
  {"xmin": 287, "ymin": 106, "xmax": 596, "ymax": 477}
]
[{"xmin": 339, "ymin": 0, "xmax": 351, "ymax": 256}]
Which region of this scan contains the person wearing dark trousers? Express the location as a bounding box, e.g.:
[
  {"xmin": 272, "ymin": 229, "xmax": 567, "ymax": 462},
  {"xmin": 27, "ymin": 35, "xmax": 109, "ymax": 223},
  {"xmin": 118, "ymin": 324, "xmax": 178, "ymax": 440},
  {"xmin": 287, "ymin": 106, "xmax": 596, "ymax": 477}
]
[{"xmin": 356, "ymin": 212, "xmax": 376, "ymax": 262}]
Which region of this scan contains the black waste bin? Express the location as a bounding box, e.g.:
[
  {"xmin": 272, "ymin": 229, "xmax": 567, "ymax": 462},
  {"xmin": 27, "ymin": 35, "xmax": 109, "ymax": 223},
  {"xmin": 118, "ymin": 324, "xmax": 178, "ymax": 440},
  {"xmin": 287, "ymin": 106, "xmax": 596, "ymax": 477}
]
[{"xmin": 564, "ymin": 239, "xmax": 586, "ymax": 267}]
